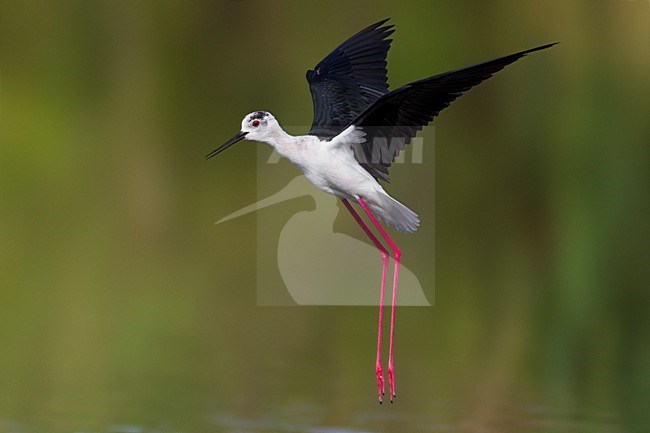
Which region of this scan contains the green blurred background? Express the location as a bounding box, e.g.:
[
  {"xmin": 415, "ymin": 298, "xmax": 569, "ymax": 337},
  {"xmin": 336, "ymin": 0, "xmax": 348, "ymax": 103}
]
[{"xmin": 1, "ymin": 1, "xmax": 648, "ymax": 432}]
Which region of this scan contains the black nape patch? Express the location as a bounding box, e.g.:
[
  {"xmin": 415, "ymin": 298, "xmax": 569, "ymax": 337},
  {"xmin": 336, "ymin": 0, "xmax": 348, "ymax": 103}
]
[{"xmin": 249, "ymin": 111, "xmax": 267, "ymax": 121}]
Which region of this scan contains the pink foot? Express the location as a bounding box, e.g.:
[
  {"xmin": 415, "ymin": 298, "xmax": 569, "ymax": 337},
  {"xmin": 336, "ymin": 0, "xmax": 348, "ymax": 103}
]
[
  {"xmin": 388, "ymin": 360, "xmax": 395, "ymax": 402},
  {"xmin": 376, "ymin": 362, "xmax": 385, "ymax": 403}
]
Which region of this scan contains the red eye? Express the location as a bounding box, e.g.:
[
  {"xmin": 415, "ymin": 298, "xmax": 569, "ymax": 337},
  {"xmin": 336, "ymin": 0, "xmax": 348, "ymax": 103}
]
[{"xmin": 252, "ymin": 120, "xmax": 260, "ymax": 127}]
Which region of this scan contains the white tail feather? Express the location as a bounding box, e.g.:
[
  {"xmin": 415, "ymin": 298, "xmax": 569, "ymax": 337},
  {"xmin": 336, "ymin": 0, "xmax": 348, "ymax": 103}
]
[{"xmin": 366, "ymin": 192, "xmax": 420, "ymax": 233}]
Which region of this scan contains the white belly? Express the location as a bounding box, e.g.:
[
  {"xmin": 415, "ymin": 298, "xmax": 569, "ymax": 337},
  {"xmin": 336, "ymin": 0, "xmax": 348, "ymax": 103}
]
[{"xmin": 293, "ymin": 145, "xmax": 379, "ymax": 199}]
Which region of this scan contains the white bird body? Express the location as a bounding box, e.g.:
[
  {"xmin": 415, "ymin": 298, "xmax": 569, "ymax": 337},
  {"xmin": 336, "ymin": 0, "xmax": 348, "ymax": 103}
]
[{"xmin": 244, "ymin": 114, "xmax": 419, "ymax": 233}]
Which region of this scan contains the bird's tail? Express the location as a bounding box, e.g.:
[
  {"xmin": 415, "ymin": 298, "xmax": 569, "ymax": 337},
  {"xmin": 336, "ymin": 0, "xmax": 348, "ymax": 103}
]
[{"xmin": 366, "ymin": 192, "xmax": 420, "ymax": 234}]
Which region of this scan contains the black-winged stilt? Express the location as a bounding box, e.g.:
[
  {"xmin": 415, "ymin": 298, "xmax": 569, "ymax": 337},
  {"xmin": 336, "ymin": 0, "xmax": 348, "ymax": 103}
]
[{"xmin": 206, "ymin": 18, "xmax": 555, "ymax": 403}]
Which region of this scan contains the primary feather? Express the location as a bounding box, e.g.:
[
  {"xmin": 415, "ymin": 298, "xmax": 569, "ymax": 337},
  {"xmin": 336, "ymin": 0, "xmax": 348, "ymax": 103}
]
[{"xmin": 350, "ymin": 42, "xmax": 558, "ymax": 182}]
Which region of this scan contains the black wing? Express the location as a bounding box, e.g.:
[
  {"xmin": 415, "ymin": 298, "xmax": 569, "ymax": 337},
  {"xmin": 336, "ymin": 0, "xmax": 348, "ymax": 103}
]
[
  {"xmin": 307, "ymin": 19, "xmax": 394, "ymax": 139},
  {"xmin": 351, "ymin": 43, "xmax": 558, "ymax": 182}
]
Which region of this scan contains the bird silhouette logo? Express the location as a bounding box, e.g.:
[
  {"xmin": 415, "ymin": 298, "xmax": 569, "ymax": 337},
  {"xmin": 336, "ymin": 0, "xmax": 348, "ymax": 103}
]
[{"xmin": 216, "ymin": 174, "xmax": 432, "ymax": 307}]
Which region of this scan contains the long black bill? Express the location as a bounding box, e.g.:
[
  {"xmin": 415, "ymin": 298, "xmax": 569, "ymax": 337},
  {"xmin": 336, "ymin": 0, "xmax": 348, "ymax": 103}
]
[{"xmin": 205, "ymin": 131, "xmax": 249, "ymax": 159}]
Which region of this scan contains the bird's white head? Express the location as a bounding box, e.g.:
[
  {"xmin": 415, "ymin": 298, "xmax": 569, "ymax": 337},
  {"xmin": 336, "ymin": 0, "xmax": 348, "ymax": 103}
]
[
  {"xmin": 240, "ymin": 111, "xmax": 281, "ymax": 141},
  {"xmin": 206, "ymin": 111, "xmax": 282, "ymax": 159}
]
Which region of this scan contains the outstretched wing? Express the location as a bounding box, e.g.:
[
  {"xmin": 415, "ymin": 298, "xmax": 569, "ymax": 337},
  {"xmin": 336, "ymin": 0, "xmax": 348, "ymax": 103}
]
[
  {"xmin": 351, "ymin": 43, "xmax": 558, "ymax": 182},
  {"xmin": 307, "ymin": 19, "xmax": 394, "ymax": 139}
]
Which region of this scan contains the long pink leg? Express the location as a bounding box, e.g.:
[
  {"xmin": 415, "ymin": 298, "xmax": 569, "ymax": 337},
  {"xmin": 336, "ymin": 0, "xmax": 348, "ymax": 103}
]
[
  {"xmin": 356, "ymin": 197, "xmax": 401, "ymax": 402},
  {"xmin": 341, "ymin": 198, "xmax": 388, "ymax": 403}
]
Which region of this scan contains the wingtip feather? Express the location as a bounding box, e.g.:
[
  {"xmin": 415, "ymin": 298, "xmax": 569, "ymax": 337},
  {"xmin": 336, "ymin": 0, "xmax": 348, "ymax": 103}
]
[{"xmin": 521, "ymin": 42, "xmax": 559, "ymax": 56}]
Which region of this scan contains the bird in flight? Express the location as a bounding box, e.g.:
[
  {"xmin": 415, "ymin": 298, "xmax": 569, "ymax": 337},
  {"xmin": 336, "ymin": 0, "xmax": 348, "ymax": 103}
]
[{"xmin": 206, "ymin": 18, "xmax": 555, "ymax": 403}]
